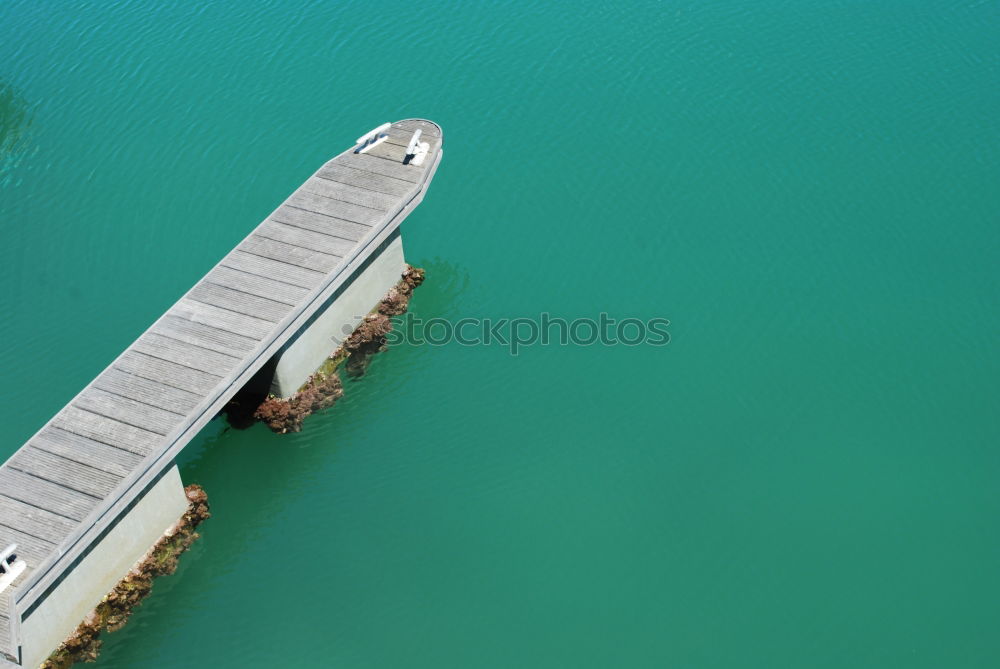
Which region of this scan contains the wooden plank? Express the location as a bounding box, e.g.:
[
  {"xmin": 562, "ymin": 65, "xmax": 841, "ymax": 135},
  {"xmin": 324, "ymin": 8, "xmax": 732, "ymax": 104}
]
[
  {"xmin": 149, "ymin": 315, "xmax": 260, "ymax": 360},
  {"xmin": 114, "ymin": 350, "xmax": 221, "ymax": 397},
  {"xmin": 31, "ymin": 427, "xmax": 144, "ymax": 478},
  {"xmin": 0, "ymin": 494, "xmax": 76, "ymax": 545},
  {"xmin": 204, "ymin": 265, "xmax": 311, "ymax": 306},
  {"xmin": 255, "ymin": 220, "xmax": 358, "ymax": 259},
  {"xmin": 188, "ymin": 282, "xmax": 292, "ymax": 323},
  {"xmin": 95, "ymin": 367, "xmax": 202, "ymax": 415},
  {"xmin": 383, "ymin": 125, "xmax": 441, "ymax": 149},
  {"xmin": 287, "ymin": 190, "xmax": 382, "ymax": 226},
  {"xmin": 73, "ymin": 388, "xmax": 184, "ymax": 436},
  {"xmin": 51, "ymin": 405, "xmax": 161, "ymax": 457},
  {"xmin": 171, "ymin": 296, "xmax": 277, "ymax": 341},
  {"xmin": 375, "ymin": 131, "xmax": 441, "ymax": 167},
  {"xmin": 392, "ymin": 119, "xmax": 442, "ymax": 137},
  {"xmin": 237, "ymin": 234, "xmax": 344, "ymax": 274},
  {"xmin": 340, "ymin": 153, "xmax": 422, "ymax": 183},
  {"xmin": 221, "ymin": 250, "xmax": 325, "ymax": 290},
  {"xmin": 299, "ymin": 176, "xmax": 395, "ymax": 212},
  {"xmin": 133, "ymin": 332, "xmax": 240, "ymax": 379},
  {"xmin": 0, "ymin": 523, "xmax": 57, "ymax": 570},
  {"xmin": 382, "ymin": 137, "xmax": 440, "ymax": 159},
  {"xmin": 381, "ymin": 125, "xmax": 418, "ymax": 144},
  {"xmin": 8, "ymin": 448, "xmax": 121, "ymax": 499},
  {"xmin": 377, "ymin": 142, "xmax": 441, "ymax": 168},
  {"xmin": 0, "ymin": 119, "xmax": 442, "ymax": 607},
  {"xmin": 0, "ymin": 467, "xmax": 99, "ymax": 521},
  {"xmin": 0, "ymin": 615, "xmax": 7, "ymax": 654},
  {"xmin": 362, "ymin": 136, "xmax": 413, "ymax": 162},
  {"xmin": 316, "ymin": 162, "xmax": 415, "ymax": 197},
  {"xmin": 0, "ymin": 610, "xmax": 8, "ymax": 653},
  {"xmin": 270, "ymin": 204, "xmax": 369, "ymax": 242}
]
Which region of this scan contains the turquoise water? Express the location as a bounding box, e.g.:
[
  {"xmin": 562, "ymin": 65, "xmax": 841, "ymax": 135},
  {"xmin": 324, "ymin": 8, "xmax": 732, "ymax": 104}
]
[{"xmin": 2, "ymin": 1, "xmax": 998, "ymax": 666}]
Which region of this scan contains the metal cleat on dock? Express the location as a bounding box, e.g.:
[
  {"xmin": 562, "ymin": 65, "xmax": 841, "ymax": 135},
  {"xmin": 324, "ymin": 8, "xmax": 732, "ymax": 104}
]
[
  {"xmin": 0, "ymin": 545, "xmax": 25, "ymax": 594},
  {"xmin": 354, "ymin": 122, "xmax": 391, "ymax": 153},
  {"xmin": 404, "ymin": 129, "xmax": 430, "ymax": 166}
]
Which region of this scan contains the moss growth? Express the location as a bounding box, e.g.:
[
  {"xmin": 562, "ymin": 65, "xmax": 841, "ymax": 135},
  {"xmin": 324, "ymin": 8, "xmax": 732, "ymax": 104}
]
[
  {"xmin": 253, "ymin": 265, "xmax": 425, "ymax": 434},
  {"xmin": 309, "ymin": 348, "xmax": 349, "ymax": 387},
  {"xmin": 41, "ymin": 485, "xmax": 211, "ymax": 669},
  {"xmin": 254, "ymin": 369, "xmax": 345, "ymax": 434}
]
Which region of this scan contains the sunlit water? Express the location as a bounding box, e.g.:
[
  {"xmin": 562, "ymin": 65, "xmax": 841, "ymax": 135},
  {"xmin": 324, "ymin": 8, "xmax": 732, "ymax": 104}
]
[{"xmin": 1, "ymin": 1, "xmax": 998, "ymax": 667}]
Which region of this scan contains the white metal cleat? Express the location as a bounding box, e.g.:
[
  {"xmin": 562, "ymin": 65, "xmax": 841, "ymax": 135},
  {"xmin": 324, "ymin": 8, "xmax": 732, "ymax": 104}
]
[
  {"xmin": 0, "ymin": 543, "xmax": 26, "ymax": 593},
  {"xmin": 405, "ymin": 129, "xmax": 430, "ymax": 166},
  {"xmin": 354, "ymin": 122, "xmax": 391, "ymax": 154}
]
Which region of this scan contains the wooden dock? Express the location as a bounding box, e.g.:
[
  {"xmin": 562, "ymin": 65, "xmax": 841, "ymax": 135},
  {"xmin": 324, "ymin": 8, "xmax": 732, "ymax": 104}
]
[{"xmin": 0, "ymin": 119, "xmax": 442, "ymax": 661}]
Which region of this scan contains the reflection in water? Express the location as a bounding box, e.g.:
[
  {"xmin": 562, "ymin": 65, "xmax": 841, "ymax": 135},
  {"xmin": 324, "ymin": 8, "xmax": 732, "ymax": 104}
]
[
  {"xmin": 409, "ymin": 256, "xmax": 472, "ymax": 315},
  {"xmin": 0, "ymin": 80, "xmax": 33, "ymax": 184}
]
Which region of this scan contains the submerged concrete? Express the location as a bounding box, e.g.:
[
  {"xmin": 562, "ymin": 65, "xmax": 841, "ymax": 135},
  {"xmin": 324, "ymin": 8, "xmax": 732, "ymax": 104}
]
[
  {"xmin": 18, "ymin": 467, "xmax": 189, "ymax": 669},
  {"xmin": 39, "ymin": 484, "xmax": 209, "ymax": 669},
  {"xmin": 253, "ymin": 264, "xmax": 426, "ymax": 433},
  {"xmin": 268, "ymin": 231, "xmax": 407, "ymax": 398}
]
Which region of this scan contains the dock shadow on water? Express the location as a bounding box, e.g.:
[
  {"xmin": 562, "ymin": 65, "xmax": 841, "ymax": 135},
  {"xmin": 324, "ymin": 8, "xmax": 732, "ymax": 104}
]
[
  {"xmin": 220, "ymin": 356, "xmax": 277, "ymax": 430},
  {"xmin": 0, "ymin": 80, "xmax": 34, "ymax": 183}
]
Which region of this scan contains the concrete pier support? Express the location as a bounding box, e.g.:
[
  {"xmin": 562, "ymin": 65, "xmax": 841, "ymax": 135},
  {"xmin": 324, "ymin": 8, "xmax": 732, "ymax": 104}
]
[
  {"xmin": 17, "ymin": 466, "xmax": 188, "ymax": 668},
  {"xmin": 268, "ymin": 231, "xmax": 407, "ymax": 398},
  {"xmin": 0, "ymin": 120, "xmax": 442, "ymax": 665}
]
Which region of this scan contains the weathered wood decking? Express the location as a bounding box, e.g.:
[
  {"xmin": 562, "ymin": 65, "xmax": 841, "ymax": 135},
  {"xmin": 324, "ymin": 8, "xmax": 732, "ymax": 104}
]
[{"xmin": 0, "ymin": 119, "xmax": 442, "ymax": 660}]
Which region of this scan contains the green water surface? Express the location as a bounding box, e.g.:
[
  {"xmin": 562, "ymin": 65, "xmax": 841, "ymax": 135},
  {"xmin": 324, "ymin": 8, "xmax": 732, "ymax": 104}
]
[{"xmin": 1, "ymin": 1, "xmax": 998, "ymax": 667}]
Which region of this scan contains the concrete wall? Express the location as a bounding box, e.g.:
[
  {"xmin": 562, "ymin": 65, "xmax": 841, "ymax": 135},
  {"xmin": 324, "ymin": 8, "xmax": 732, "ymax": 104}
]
[
  {"xmin": 269, "ymin": 233, "xmax": 406, "ymax": 397},
  {"xmin": 18, "ymin": 465, "xmax": 188, "ymax": 668}
]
